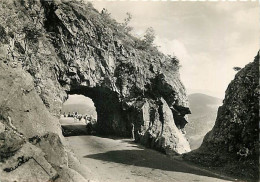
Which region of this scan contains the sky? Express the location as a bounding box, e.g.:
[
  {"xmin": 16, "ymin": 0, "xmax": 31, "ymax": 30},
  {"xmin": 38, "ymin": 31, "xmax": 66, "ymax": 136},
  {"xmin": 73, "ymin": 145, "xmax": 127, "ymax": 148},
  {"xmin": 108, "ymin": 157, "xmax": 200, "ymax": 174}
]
[
  {"xmin": 88, "ymin": 1, "xmax": 259, "ymax": 99},
  {"xmin": 64, "ymin": 94, "xmax": 95, "ymax": 106}
]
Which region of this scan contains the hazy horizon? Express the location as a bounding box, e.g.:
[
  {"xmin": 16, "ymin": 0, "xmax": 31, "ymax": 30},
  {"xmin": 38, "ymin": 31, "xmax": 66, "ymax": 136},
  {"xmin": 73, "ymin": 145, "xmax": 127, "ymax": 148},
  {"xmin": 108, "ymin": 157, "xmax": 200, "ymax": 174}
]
[{"xmin": 90, "ymin": 1, "xmax": 259, "ymax": 99}]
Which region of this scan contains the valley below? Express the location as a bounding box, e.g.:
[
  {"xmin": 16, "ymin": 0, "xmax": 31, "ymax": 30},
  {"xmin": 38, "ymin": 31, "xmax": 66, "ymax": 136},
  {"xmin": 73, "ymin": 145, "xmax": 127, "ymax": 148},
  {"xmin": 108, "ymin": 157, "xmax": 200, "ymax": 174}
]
[{"xmin": 186, "ymin": 93, "xmax": 223, "ymax": 150}]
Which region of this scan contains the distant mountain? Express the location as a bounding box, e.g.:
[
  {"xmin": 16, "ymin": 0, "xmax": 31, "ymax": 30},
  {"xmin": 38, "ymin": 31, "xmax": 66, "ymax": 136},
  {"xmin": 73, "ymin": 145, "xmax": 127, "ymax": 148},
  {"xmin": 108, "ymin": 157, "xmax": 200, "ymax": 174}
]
[
  {"xmin": 185, "ymin": 93, "xmax": 222, "ymax": 150},
  {"xmin": 188, "ymin": 93, "xmax": 222, "ymax": 113},
  {"xmin": 187, "ymin": 88, "xmax": 224, "ymax": 99}
]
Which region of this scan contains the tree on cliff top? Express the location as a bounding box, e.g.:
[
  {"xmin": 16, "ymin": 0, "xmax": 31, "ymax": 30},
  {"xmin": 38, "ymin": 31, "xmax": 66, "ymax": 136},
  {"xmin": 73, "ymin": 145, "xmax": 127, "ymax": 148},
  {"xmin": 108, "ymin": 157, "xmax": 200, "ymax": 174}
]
[
  {"xmin": 233, "ymin": 67, "xmax": 242, "ymax": 71},
  {"xmin": 98, "ymin": 6, "xmax": 158, "ymax": 53},
  {"xmin": 122, "ymin": 12, "xmax": 133, "ymax": 34},
  {"xmin": 169, "ymin": 53, "xmax": 181, "ymax": 67},
  {"xmin": 134, "ymin": 27, "xmax": 156, "ymax": 50},
  {"xmin": 143, "ymin": 27, "xmax": 155, "ymax": 46}
]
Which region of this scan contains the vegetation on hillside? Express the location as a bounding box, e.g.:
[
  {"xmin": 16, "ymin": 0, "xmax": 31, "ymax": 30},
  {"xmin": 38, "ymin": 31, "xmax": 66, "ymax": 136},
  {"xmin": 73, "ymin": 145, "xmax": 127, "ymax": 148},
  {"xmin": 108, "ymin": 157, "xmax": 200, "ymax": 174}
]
[{"xmin": 86, "ymin": 2, "xmax": 181, "ymax": 67}]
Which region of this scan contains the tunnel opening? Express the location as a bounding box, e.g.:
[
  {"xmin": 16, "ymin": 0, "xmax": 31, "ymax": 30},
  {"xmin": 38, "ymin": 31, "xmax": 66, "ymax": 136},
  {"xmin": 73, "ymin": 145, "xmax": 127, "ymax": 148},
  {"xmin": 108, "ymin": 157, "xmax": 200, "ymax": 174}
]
[
  {"xmin": 60, "ymin": 94, "xmax": 97, "ymax": 136},
  {"xmin": 60, "ymin": 86, "xmax": 133, "ymax": 138}
]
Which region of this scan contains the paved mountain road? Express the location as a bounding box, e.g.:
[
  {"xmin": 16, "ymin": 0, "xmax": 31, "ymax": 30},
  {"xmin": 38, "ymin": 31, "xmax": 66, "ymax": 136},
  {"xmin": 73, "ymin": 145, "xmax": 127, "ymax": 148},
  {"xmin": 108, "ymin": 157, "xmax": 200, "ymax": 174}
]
[{"xmin": 65, "ymin": 135, "xmax": 235, "ymax": 182}]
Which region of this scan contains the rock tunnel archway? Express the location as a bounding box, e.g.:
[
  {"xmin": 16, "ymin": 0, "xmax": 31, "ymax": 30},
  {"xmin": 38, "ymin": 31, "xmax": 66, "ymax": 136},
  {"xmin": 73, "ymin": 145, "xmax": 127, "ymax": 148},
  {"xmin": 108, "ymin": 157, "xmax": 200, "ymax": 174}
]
[
  {"xmin": 67, "ymin": 86, "xmax": 132, "ymax": 137},
  {"xmin": 62, "ymin": 82, "xmax": 191, "ymax": 154}
]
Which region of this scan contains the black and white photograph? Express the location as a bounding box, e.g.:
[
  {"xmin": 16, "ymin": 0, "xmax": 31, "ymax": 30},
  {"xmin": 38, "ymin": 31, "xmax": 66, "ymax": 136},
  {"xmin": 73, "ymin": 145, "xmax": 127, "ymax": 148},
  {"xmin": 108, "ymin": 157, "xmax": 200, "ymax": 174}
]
[{"xmin": 0, "ymin": 0, "xmax": 259, "ymax": 181}]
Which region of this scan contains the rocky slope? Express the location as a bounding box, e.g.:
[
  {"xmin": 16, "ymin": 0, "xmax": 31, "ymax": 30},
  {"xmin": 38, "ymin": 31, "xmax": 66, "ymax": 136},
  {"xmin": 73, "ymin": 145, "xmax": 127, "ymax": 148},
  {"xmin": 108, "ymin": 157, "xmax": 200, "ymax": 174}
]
[
  {"xmin": 186, "ymin": 93, "xmax": 222, "ymax": 150},
  {"xmin": 0, "ymin": 0, "xmax": 191, "ymax": 181},
  {"xmin": 183, "ymin": 52, "xmax": 259, "ymax": 181}
]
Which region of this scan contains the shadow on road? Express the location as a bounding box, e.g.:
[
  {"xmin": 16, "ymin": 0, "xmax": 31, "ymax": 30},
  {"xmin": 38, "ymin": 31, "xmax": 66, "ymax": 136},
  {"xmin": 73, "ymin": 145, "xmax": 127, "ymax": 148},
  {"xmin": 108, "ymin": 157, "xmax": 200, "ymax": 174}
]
[{"xmin": 84, "ymin": 148, "xmax": 231, "ymax": 181}]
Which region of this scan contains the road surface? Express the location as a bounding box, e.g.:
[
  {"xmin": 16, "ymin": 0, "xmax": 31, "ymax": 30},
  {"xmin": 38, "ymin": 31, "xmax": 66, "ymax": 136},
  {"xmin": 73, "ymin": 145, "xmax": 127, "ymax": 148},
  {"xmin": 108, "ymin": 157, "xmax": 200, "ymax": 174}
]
[{"xmin": 65, "ymin": 134, "xmax": 235, "ymax": 182}]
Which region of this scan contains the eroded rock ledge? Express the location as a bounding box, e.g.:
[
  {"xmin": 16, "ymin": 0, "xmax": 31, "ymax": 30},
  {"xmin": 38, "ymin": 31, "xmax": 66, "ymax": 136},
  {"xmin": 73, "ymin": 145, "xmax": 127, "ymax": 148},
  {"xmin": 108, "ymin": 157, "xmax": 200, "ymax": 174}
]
[{"xmin": 0, "ymin": 0, "xmax": 191, "ymax": 181}]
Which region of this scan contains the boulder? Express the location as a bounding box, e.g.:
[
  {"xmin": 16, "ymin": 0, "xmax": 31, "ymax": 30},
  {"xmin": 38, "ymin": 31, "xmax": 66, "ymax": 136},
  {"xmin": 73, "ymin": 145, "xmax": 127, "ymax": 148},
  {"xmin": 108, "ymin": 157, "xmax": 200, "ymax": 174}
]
[{"xmin": 132, "ymin": 98, "xmax": 190, "ymax": 154}]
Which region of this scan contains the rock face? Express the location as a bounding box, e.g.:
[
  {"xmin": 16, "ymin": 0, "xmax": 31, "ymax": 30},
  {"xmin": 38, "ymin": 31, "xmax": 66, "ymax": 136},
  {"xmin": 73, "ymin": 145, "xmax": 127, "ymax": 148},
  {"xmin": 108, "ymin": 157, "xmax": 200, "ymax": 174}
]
[
  {"xmin": 183, "ymin": 52, "xmax": 259, "ymax": 181},
  {"xmin": 0, "ymin": 63, "xmax": 93, "ymax": 181},
  {"xmin": 0, "ymin": 0, "xmax": 190, "ymax": 181}
]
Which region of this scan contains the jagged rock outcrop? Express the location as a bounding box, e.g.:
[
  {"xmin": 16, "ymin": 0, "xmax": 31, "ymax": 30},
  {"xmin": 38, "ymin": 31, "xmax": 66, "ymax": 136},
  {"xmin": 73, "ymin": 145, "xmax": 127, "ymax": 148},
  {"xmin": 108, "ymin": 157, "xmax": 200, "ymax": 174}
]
[
  {"xmin": 0, "ymin": 0, "xmax": 191, "ymax": 181},
  {"xmin": 183, "ymin": 52, "xmax": 259, "ymax": 181}
]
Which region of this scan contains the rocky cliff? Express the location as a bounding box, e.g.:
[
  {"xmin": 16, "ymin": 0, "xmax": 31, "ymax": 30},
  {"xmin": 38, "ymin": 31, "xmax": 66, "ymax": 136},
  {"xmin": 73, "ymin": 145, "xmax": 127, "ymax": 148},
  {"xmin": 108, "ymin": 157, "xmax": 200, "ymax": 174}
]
[
  {"xmin": 183, "ymin": 52, "xmax": 259, "ymax": 181},
  {"xmin": 0, "ymin": 0, "xmax": 191, "ymax": 181}
]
